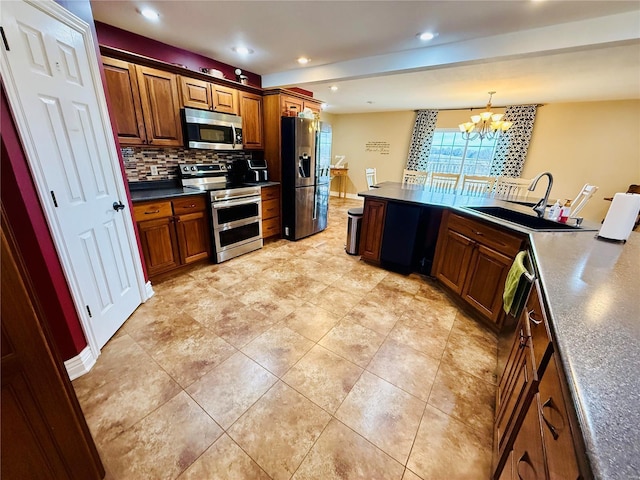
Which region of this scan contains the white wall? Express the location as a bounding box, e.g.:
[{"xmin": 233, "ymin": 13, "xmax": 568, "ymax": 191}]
[{"xmin": 330, "ymin": 100, "xmax": 640, "ymax": 221}]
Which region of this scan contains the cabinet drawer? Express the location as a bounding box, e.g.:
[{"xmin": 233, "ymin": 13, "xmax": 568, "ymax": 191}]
[
  {"xmin": 538, "ymin": 355, "xmax": 581, "ymax": 480},
  {"xmin": 262, "ymin": 216, "xmax": 281, "ymax": 238},
  {"xmin": 448, "ymin": 213, "xmax": 523, "ymax": 257},
  {"xmin": 261, "ymin": 186, "xmax": 279, "ymax": 201},
  {"xmin": 133, "ymin": 201, "xmax": 173, "ymax": 221},
  {"xmin": 172, "ymin": 196, "xmax": 206, "ymax": 214},
  {"xmin": 262, "ymin": 198, "xmax": 280, "ymax": 220},
  {"xmin": 524, "ymin": 281, "xmax": 552, "ymax": 375}
]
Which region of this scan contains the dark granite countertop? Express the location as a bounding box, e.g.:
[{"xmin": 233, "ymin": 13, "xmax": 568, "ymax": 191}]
[
  {"xmin": 359, "ymin": 181, "xmax": 639, "ymax": 479},
  {"xmin": 129, "ymin": 181, "xmax": 280, "ymax": 202}
]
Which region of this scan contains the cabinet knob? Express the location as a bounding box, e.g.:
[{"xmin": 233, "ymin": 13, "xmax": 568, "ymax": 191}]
[{"xmin": 145, "ymin": 209, "xmax": 160, "ymax": 215}]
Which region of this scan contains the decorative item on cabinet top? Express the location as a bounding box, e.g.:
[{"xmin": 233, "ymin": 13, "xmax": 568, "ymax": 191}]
[{"xmin": 200, "ymin": 67, "xmax": 224, "ymax": 78}]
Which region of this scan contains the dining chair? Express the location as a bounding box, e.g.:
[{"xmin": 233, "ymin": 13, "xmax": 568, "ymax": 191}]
[
  {"xmin": 460, "ymin": 175, "xmax": 496, "ymax": 196},
  {"xmin": 402, "ymin": 169, "xmax": 429, "ymax": 186},
  {"xmin": 494, "ymin": 177, "xmax": 532, "ymax": 199},
  {"xmin": 429, "ymin": 172, "xmax": 460, "ymax": 193},
  {"xmin": 569, "ymin": 184, "xmax": 598, "ymax": 217},
  {"xmin": 365, "ymin": 168, "xmax": 378, "ymax": 189}
]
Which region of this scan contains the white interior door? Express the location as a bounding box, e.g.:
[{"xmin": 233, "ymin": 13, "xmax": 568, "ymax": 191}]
[{"xmin": 1, "ymin": 0, "xmax": 146, "ymax": 353}]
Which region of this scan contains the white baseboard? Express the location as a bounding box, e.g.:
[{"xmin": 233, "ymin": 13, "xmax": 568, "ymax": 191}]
[
  {"xmin": 330, "ymin": 191, "xmax": 362, "ymax": 200},
  {"xmin": 64, "ymin": 345, "xmax": 97, "ymax": 381},
  {"xmin": 143, "ymin": 280, "xmax": 155, "ymax": 301}
]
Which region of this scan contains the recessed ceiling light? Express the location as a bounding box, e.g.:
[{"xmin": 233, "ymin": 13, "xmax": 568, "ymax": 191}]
[
  {"xmin": 417, "ymin": 32, "xmax": 437, "ymax": 41},
  {"xmin": 366, "ymin": 101, "xmax": 374, "ymax": 104},
  {"xmin": 233, "ymin": 46, "xmax": 254, "ymax": 55},
  {"xmin": 329, "ymin": 85, "xmax": 338, "ymax": 92},
  {"xmin": 297, "ymin": 57, "xmax": 310, "ymax": 65},
  {"xmin": 139, "ymin": 8, "xmax": 159, "ymax": 21},
  {"xmin": 321, "ymin": 103, "xmax": 328, "ymax": 110}
]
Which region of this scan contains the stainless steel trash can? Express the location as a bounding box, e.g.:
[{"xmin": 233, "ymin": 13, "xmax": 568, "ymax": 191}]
[{"xmin": 346, "ymin": 207, "xmax": 364, "ymax": 255}]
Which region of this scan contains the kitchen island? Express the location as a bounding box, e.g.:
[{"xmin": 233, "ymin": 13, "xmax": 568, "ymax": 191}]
[{"xmin": 359, "ymin": 182, "xmax": 639, "ymax": 480}]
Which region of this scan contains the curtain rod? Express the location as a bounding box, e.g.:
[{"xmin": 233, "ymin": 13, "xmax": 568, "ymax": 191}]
[{"xmin": 414, "ymin": 104, "xmax": 544, "ymax": 112}]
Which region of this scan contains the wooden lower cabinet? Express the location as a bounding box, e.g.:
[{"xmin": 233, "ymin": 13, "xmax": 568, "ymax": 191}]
[
  {"xmin": 463, "ymin": 243, "xmax": 513, "ymax": 323},
  {"xmin": 433, "ymin": 210, "xmax": 524, "ymax": 328},
  {"xmin": 538, "ymin": 355, "xmax": 581, "ymax": 480},
  {"xmin": 261, "ymin": 185, "xmax": 281, "ymax": 239},
  {"xmin": 434, "ymin": 228, "xmax": 474, "ymax": 293},
  {"xmin": 359, "ymin": 198, "xmax": 387, "ymax": 262},
  {"xmin": 493, "ymin": 281, "xmax": 590, "ymax": 480},
  {"xmin": 508, "ymin": 394, "xmax": 547, "ymax": 480},
  {"xmin": 138, "ymin": 216, "xmax": 181, "ymax": 277},
  {"xmin": 134, "ymin": 196, "xmax": 210, "ymax": 279}
]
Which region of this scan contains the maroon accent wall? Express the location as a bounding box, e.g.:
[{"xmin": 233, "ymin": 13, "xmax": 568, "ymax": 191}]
[
  {"xmin": 289, "ymin": 87, "xmax": 314, "ymax": 98},
  {"xmin": 95, "ymin": 22, "xmax": 262, "ymax": 88},
  {"xmin": 1, "ymin": 87, "xmax": 87, "ymax": 359}
]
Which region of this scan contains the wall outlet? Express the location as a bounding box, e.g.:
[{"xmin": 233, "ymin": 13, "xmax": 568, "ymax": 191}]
[{"xmin": 150, "ymin": 165, "xmax": 159, "ymax": 176}]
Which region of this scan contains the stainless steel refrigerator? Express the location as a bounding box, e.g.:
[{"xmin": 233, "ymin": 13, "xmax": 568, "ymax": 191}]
[{"xmin": 281, "ymin": 117, "xmax": 331, "ymax": 240}]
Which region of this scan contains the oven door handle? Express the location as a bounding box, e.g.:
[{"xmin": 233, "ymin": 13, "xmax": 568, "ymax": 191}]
[{"xmin": 212, "ymin": 197, "xmax": 261, "ymax": 208}]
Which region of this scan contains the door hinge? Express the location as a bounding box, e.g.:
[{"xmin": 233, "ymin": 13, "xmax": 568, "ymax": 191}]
[
  {"xmin": 0, "ymin": 27, "xmax": 9, "ymax": 51},
  {"xmin": 50, "ymin": 190, "xmax": 58, "ymax": 207},
  {"xmin": 86, "ymin": 305, "xmax": 92, "ymax": 318}
]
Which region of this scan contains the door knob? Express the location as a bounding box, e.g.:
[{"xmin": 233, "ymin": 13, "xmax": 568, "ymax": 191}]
[{"xmin": 112, "ymin": 201, "xmax": 125, "ymax": 211}]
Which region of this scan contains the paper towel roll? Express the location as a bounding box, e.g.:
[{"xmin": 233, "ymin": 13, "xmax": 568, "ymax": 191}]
[{"xmin": 598, "ymin": 193, "xmax": 640, "ymax": 242}]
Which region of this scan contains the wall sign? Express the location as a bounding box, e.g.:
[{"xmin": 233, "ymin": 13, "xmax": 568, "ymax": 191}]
[{"xmin": 365, "ymin": 141, "xmax": 390, "ymax": 155}]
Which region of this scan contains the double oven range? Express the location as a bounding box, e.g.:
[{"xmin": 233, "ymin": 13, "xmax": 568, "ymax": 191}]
[{"xmin": 179, "ymin": 163, "xmax": 262, "ymax": 263}]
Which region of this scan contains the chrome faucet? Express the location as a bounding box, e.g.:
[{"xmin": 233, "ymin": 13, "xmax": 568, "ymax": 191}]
[{"xmin": 528, "ymin": 172, "xmax": 554, "ymax": 218}]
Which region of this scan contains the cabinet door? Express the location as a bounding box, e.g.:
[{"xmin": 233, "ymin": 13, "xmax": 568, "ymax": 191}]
[
  {"xmin": 463, "ymin": 244, "xmax": 512, "ymax": 324},
  {"xmin": 511, "ymin": 395, "xmax": 547, "ymax": 480},
  {"xmin": 175, "ymin": 212, "xmax": 210, "ymax": 264},
  {"xmin": 138, "ymin": 217, "xmax": 180, "ymax": 277},
  {"xmin": 179, "ymin": 76, "xmax": 212, "ymax": 110},
  {"xmin": 495, "ymin": 318, "xmax": 537, "ymax": 469},
  {"xmin": 538, "ymin": 355, "xmax": 581, "ymax": 480},
  {"xmin": 212, "ymin": 84, "xmax": 239, "ymax": 115},
  {"xmin": 359, "ymin": 199, "xmax": 387, "ymax": 262},
  {"xmin": 303, "ymin": 100, "xmax": 321, "ymax": 117},
  {"xmin": 240, "ymin": 92, "xmax": 264, "ymax": 149},
  {"xmin": 135, "ymin": 65, "xmax": 183, "ymax": 147},
  {"xmin": 434, "ymin": 229, "xmax": 474, "ymax": 294},
  {"xmin": 102, "ymin": 57, "xmax": 146, "ymax": 145},
  {"xmin": 282, "ymin": 95, "xmax": 303, "ymax": 116}
]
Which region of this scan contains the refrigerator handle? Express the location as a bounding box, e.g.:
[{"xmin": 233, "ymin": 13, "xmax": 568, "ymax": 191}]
[{"xmin": 312, "ymin": 186, "xmax": 318, "ymax": 220}]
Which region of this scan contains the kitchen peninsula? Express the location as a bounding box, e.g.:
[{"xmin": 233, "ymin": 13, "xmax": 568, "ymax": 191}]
[{"xmin": 358, "ymin": 182, "xmax": 640, "ymax": 480}]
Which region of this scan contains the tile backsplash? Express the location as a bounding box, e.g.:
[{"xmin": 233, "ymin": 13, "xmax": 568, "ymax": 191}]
[{"xmin": 122, "ymin": 147, "xmax": 252, "ymax": 182}]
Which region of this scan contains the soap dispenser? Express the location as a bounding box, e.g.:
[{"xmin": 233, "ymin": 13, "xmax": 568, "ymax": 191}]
[{"xmin": 548, "ymin": 200, "xmax": 561, "ymax": 221}]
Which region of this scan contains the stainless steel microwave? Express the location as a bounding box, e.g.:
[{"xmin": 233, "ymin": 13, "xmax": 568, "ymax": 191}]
[{"xmin": 182, "ymin": 107, "xmax": 243, "ymax": 150}]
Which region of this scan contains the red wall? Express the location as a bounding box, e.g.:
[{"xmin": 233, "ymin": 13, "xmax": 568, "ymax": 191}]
[
  {"xmin": 95, "ymin": 22, "xmax": 262, "ymax": 88},
  {"xmin": 1, "ymin": 87, "xmax": 87, "ymax": 359}
]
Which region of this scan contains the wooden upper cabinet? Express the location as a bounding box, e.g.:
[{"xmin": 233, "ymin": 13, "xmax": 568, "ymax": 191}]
[
  {"xmin": 102, "ymin": 57, "xmax": 146, "ymax": 145},
  {"xmin": 135, "ymin": 65, "xmax": 183, "ymax": 147},
  {"xmin": 179, "ymin": 77, "xmax": 239, "ymax": 115},
  {"xmin": 359, "ymin": 199, "xmax": 387, "ymax": 262},
  {"xmin": 212, "ymin": 84, "xmax": 239, "ymax": 115},
  {"xmin": 179, "ymin": 76, "xmax": 212, "ymax": 110},
  {"xmin": 281, "ymin": 95, "xmax": 304, "ymax": 116},
  {"xmin": 303, "ymin": 100, "xmax": 321, "ymax": 116},
  {"xmin": 240, "ymin": 91, "xmax": 264, "ymax": 149}
]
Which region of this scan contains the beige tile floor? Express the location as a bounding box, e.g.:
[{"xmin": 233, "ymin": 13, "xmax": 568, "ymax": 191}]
[{"xmin": 73, "ymin": 197, "xmax": 498, "ymax": 480}]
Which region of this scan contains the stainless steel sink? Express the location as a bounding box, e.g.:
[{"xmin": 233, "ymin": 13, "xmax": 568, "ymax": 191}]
[{"xmin": 465, "ymin": 206, "xmax": 587, "ymax": 232}]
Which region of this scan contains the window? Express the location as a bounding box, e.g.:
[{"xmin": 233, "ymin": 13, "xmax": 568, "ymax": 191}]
[{"xmin": 427, "ymin": 130, "xmax": 499, "ymax": 176}]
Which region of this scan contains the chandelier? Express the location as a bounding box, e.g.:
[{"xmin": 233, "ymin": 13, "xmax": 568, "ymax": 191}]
[{"xmin": 458, "ymin": 91, "xmax": 512, "ymax": 141}]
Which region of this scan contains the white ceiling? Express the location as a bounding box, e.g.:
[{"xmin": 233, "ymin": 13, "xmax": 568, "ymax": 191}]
[{"xmin": 90, "ymin": 1, "xmax": 640, "ymax": 113}]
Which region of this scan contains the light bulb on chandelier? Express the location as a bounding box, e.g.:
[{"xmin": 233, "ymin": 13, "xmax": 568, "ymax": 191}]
[{"xmin": 458, "ymin": 91, "xmax": 512, "ymax": 141}]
